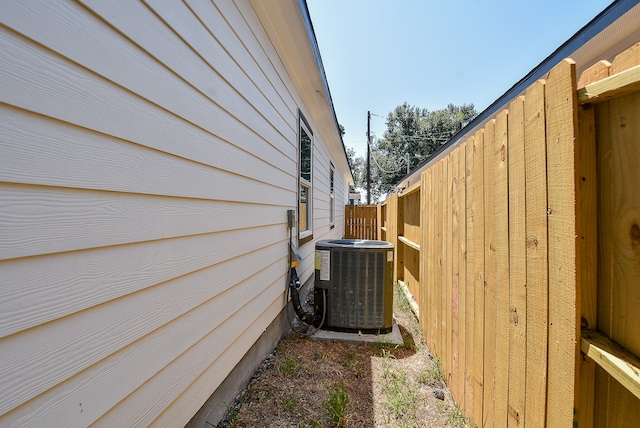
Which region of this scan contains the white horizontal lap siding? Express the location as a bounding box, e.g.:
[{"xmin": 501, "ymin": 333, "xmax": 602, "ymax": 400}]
[
  {"xmin": 1, "ymin": 2, "xmax": 297, "ymax": 180},
  {"xmin": 0, "ymin": 229, "xmax": 284, "ymax": 419},
  {"xmin": 97, "ymin": 278, "xmax": 287, "ymax": 428},
  {"xmin": 0, "ymin": 223, "xmax": 285, "ymax": 339},
  {"xmin": 0, "ymin": 105, "xmax": 295, "ymax": 199},
  {"xmin": 0, "ymin": 0, "xmax": 302, "ymax": 425},
  {"xmin": 3, "ymin": 256, "xmax": 287, "ymax": 427}
]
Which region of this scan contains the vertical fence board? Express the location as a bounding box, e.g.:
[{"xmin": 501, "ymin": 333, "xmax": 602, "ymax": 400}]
[
  {"xmin": 494, "ymin": 110, "xmax": 511, "ymax": 428},
  {"xmin": 523, "ymin": 79, "xmax": 550, "ymax": 428},
  {"xmin": 416, "ymin": 171, "xmax": 430, "ymax": 336},
  {"xmin": 472, "ymin": 129, "xmax": 486, "ymax": 426},
  {"xmin": 577, "ymin": 101, "xmax": 597, "ymax": 428},
  {"xmin": 435, "ymin": 160, "xmax": 444, "ymax": 358},
  {"xmin": 457, "ymin": 143, "xmax": 468, "ymax": 409},
  {"xmin": 386, "ymin": 194, "xmax": 398, "ymax": 284},
  {"xmin": 595, "ymin": 91, "xmax": 640, "ymax": 427},
  {"xmin": 377, "ymin": 204, "xmax": 382, "ymax": 240},
  {"xmin": 600, "ymin": 93, "xmax": 640, "ymax": 355},
  {"xmin": 482, "ymin": 118, "xmax": 497, "ymax": 428},
  {"xmin": 425, "ymin": 169, "xmax": 435, "ymax": 347},
  {"xmin": 341, "ymin": 47, "xmax": 640, "ymax": 428},
  {"xmin": 545, "ymin": 59, "xmax": 579, "ymax": 428},
  {"xmin": 444, "ymin": 153, "xmax": 453, "ymax": 385},
  {"xmin": 508, "ymin": 96, "xmax": 527, "ymax": 427},
  {"xmin": 344, "ymin": 205, "xmax": 378, "ymax": 240},
  {"xmin": 400, "ymin": 189, "xmax": 421, "ymax": 303},
  {"xmin": 464, "ymin": 135, "xmax": 476, "ymax": 415},
  {"xmin": 450, "ymin": 148, "xmax": 461, "ymax": 403}
]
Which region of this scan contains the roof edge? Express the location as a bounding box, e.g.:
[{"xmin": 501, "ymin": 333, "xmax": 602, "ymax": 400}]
[
  {"xmin": 299, "ymin": 0, "xmax": 354, "ymax": 180},
  {"xmin": 396, "ymin": 0, "xmax": 639, "ymax": 190}
]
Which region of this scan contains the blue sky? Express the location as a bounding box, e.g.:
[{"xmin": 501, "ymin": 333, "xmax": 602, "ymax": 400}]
[{"xmin": 306, "ymin": 0, "xmax": 614, "ymax": 158}]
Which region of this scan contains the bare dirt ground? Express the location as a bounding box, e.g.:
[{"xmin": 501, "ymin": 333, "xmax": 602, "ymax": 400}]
[{"xmin": 217, "ymin": 285, "xmax": 469, "ymax": 427}]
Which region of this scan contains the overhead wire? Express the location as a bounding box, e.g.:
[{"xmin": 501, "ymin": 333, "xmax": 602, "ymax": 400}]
[{"xmin": 366, "ymin": 134, "xmax": 407, "ymax": 174}]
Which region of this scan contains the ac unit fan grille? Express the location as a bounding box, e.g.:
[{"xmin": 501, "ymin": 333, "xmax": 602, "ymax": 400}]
[{"xmin": 314, "ymin": 239, "xmax": 393, "ymax": 333}]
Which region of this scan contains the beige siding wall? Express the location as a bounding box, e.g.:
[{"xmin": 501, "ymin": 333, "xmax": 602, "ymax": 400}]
[{"xmin": 0, "ymin": 0, "xmax": 349, "ymax": 426}]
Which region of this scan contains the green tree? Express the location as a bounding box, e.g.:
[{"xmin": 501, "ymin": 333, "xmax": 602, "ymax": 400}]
[
  {"xmin": 348, "ymin": 146, "xmax": 387, "ymax": 203},
  {"xmin": 346, "ymin": 147, "xmax": 364, "ymax": 190},
  {"xmin": 373, "ymin": 102, "xmax": 477, "ymax": 196}
]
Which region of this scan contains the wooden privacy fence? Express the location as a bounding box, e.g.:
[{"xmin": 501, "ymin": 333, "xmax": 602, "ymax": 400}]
[
  {"xmin": 344, "ymin": 205, "xmax": 378, "ymax": 239},
  {"xmin": 355, "ymin": 45, "xmax": 640, "ymax": 428}
]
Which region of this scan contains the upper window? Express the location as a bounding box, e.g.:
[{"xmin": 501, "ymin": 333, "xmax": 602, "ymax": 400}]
[
  {"xmin": 329, "ymin": 163, "xmax": 335, "ymax": 227},
  {"xmin": 299, "ymin": 114, "xmax": 313, "ymax": 244}
]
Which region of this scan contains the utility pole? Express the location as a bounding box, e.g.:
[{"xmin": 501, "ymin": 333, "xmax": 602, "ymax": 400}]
[
  {"xmin": 366, "ymin": 110, "xmax": 371, "ymax": 204},
  {"xmin": 406, "ymin": 152, "xmax": 410, "ymax": 175}
]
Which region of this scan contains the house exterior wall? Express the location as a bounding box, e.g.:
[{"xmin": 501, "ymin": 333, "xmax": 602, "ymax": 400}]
[{"xmin": 0, "ymin": 1, "xmax": 351, "ymax": 426}]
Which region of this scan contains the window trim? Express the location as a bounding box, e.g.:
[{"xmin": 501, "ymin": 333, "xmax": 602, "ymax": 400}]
[{"xmin": 298, "ymin": 113, "xmax": 313, "ymax": 245}]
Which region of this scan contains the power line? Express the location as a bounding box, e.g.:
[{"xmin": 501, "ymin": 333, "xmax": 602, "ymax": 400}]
[{"xmin": 366, "ymin": 134, "xmax": 408, "ymax": 175}]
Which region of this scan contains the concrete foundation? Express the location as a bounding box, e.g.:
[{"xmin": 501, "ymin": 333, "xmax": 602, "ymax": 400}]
[{"xmin": 310, "ymin": 317, "xmax": 404, "ymax": 346}]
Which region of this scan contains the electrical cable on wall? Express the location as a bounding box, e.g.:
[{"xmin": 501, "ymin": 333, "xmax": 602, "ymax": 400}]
[{"xmin": 285, "ymin": 209, "xmax": 326, "ymax": 336}]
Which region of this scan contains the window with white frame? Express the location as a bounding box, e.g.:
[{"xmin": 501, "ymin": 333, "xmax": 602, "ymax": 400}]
[
  {"xmin": 299, "ymin": 114, "xmax": 313, "ymax": 244},
  {"xmin": 329, "ymin": 163, "xmax": 335, "ymax": 227}
]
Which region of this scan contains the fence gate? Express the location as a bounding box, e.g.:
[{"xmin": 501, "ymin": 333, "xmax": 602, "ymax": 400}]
[{"xmin": 344, "ymin": 205, "xmax": 378, "ymax": 240}]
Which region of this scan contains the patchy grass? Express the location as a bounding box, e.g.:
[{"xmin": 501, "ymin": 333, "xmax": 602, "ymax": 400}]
[
  {"xmin": 219, "ymin": 284, "xmax": 465, "ymax": 427},
  {"xmin": 325, "ymin": 382, "xmax": 350, "ymax": 426},
  {"xmin": 278, "ymin": 355, "xmax": 301, "ymax": 377}
]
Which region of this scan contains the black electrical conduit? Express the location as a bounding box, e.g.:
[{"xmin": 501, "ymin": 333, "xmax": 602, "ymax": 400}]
[
  {"xmin": 286, "ymin": 212, "xmax": 326, "ymax": 335},
  {"xmin": 287, "ymin": 267, "xmax": 325, "ymax": 328}
]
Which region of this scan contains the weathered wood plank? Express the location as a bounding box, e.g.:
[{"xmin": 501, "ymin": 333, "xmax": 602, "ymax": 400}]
[
  {"xmin": 444, "ymin": 153, "xmax": 453, "ymax": 384},
  {"xmin": 577, "ymin": 101, "xmax": 598, "ymax": 428},
  {"xmin": 581, "ymin": 331, "xmax": 640, "ymax": 401},
  {"xmin": 472, "ymin": 129, "xmax": 485, "ymax": 426},
  {"xmin": 596, "ymin": 92, "xmax": 640, "ymax": 358},
  {"xmin": 450, "ymin": 148, "xmax": 461, "ymax": 403},
  {"xmin": 578, "ymin": 64, "xmax": 640, "ymax": 105},
  {"xmin": 577, "ymin": 60, "xmax": 611, "ymax": 89},
  {"xmin": 417, "ymin": 172, "xmax": 424, "ymax": 330},
  {"xmin": 493, "ymin": 110, "xmax": 510, "ymax": 428},
  {"xmin": 545, "ymin": 59, "xmax": 579, "ymax": 428},
  {"xmin": 610, "ymin": 42, "xmax": 640, "ymax": 75},
  {"xmin": 482, "ymin": 118, "xmax": 497, "ymax": 428},
  {"xmin": 397, "ymin": 236, "xmax": 420, "ymax": 251},
  {"xmin": 386, "ymin": 193, "xmax": 399, "ymax": 284},
  {"xmin": 465, "ymin": 135, "xmax": 476, "ymax": 416},
  {"xmin": 595, "ymin": 91, "xmax": 640, "ymax": 426},
  {"xmin": 421, "ymin": 165, "xmax": 433, "ymax": 349},
  {"xmin": 398, "ymin": 280, "xmax": 420, "ymax": 317},
  {"xmin": 508, "ymin": 96, "xmax": 527, "ymax": 427},
  {"xmin": 402, "ymin": 189, "xmax": 421, "ymax": 249},
  {"xmin": 435, "ymin": 160, "xmax": 444, "ymax": 358},
  {"xmin": 523, "ymin": 79, "xmax": 549, "ymax": 428},
  {"xmin": 345, "ymin": 205, "xmax": 378, "ymax": 239},
  {"xmin": 457, "ymin": 144, "xmax": 468, "ymax": 407}
]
